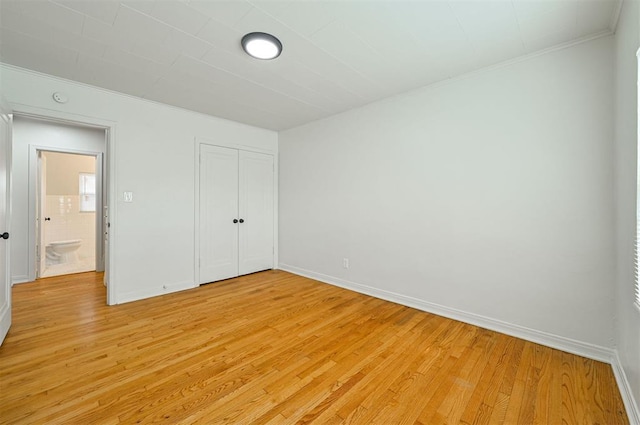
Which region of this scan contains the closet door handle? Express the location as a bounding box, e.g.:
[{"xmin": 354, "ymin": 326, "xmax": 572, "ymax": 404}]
[
  {"xmin": 239, "ymin": 219, "xmax": 244, "ymax": 223},
  {"xmin": 233, "ymin": 219, "xmax": 238, "ymax": 224},
  {"xmin": 1, "ymin": 232, "xmax": 8, "ymax": 240}
]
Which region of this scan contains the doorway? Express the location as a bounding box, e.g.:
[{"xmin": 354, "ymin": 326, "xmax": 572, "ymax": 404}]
[
  {"xmin": 9, "ymin": 115, "xmax": 108, "ymax": 288},
  {"xmin": 37, "ymin": 150, "xmax": 101, "ymax": 278}
]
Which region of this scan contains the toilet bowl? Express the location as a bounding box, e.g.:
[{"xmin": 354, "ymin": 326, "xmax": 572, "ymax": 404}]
[{"xmin": 48, "ymin": 239, "xmax": 82, "ymax": 264}]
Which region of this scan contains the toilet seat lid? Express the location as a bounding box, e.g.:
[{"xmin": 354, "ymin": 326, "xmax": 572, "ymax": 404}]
[{"xmin": 49, "ymin": 239, "xmax": 82, "ymax": 246}]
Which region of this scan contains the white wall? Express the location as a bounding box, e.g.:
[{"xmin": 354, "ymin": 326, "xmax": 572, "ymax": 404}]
[
  {"xmin": 613, "ymin": 0, "xmax": 640, "ymax": 421},
  {"xmin": 11, "ymin": 117, "xmax": 105, "ymax": 282},
  {"xmin": 279, "ymin": 36, "xmax": 615, "ymax": 354},
  {"xmin": 1, "ymin": 64, "xmax": 277, "ymax": 303},
  {"xmin": 44, "ymin": 151, "xmax": 96, "ymax": 195}
]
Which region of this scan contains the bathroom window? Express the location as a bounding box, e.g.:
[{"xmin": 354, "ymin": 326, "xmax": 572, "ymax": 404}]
[{"xmin": 79, "ymin": 173, "xmax": 96, "ymax": 212}]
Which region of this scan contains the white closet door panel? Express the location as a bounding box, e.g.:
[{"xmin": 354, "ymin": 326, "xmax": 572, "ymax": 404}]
[
  {"xmin": 238, "ymin": 151, "xmax": 274, "ymax": 275},
  {"xmin": 199, "ymin": 145, "xmax": 239, "ymax": 283}
]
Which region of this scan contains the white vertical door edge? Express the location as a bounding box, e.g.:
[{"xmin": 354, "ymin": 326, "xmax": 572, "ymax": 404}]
[
  {"xmin": 37, "ymin": 152, "xmax": 46, "ymax": 277},
  {"xmin": 94, "ymin": 152, "xmax": 104, "ymax": 272},
  {"xmin": 0, "ymin": 98, "xmax": 13, "ymax": 345},
  {"xmin": 238, "ymin": 150, "xmax": 274, "ymax": 275},
  {"xmin": 198, "ymin": 144, "xmax": 240, "ymax": 283}
]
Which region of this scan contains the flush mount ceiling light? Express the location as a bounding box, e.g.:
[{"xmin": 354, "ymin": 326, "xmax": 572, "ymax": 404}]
[{"xmin": 241, "ymin": 32, "xmax": 282, "ymax": 60}]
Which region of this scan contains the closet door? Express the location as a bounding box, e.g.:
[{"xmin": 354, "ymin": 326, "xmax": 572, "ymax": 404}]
[
  {"xmin": 238, "ymin": 151, "xmax": 274, "ymax": 275},
  {"xmin": 199, "ymin": 145, "xmax": 239, "ymax": 283}
]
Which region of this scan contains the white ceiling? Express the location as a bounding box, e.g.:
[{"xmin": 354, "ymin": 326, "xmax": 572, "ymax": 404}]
[{"xmin": 0, "ymin": 0, "xmax": 620, "ymax": 130}]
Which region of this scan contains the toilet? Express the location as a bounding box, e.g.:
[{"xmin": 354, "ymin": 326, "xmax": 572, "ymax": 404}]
[{"xmin": 47, "ymin": 240, "xmax": 82, "ymax": 264}]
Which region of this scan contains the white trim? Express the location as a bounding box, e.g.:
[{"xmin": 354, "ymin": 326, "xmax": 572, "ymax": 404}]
[
  {"xmin": 610, "ymin": 0, "xmax": 624, "ymax": 34},
  {"xmin": 279, "ymin": 263, "xmax": 615, "ymax": 363},
  {"xmin": 94, "ymin": 155, "xmax": 104, "ymax": 272},
  {"xmin": 415, "ymin": 31, "xmax": 613, "ymax": 93},
  {"xmin": 612, "ymin": 350, "xmax": 640, "ymax": 425},
  {"xmin": 272, "ymin": 149, "xmax": 279, "ymax": 269},
  {"xmin": 11, "ymin": 105, "xmax": 117, "ymax": 134},
  {"xmin": 0, "ymin": 302, "xmax": 9, "ymax": 346},
  {"xmin": 11, "ymin": 275, "xmax": 28, "ymax": 285},
  {"xmin": 195, "ymin": 136, "xmax": 277, "ymax": 155},
  {"xmin": 117, "ymin": 280, "xmax": 196, "ymax": 305},
  {"xmin": 11, "ymin": 105, "xmax": 117, "ymax": 305}
]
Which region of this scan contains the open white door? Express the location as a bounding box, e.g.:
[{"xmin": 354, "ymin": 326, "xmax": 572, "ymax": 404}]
[
  {"xmin": 0, "ymin": 100, "xmax": 13, "ymax": 345},
  {"xmin": 103, "ymin": 205, "xmax": 108, "ymax": 286},
  {"xmin": 36, "ymin": 152, "xmax": 47, "ymax": 277}
]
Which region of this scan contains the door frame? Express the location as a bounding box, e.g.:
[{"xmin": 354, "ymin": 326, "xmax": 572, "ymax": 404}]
[
  {"xmin": 31, "ymin": 147, "xmax": 104, "ymax": 279},
  {"xmin": 193, "ymin": 137, "xmax": 278, "ymax": 286},
  {"xmin": 37, "ymin": 152, "xmax": 47, "ymax": 275},
  {"xmin": 13, "ymin": 106, "xmax": 117, "ymax": 305}
]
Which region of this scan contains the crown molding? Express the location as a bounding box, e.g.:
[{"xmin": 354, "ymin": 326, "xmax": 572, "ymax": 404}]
[{"xmin": 609, "ymin": 0, "xmax": 624, "ymax": 34}]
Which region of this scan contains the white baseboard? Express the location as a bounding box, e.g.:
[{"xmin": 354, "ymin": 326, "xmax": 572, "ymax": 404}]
[
  {"xmin": 11, "ymin": 275, "xmax": 29, "ymax": 285},
  {"xmin": 116, "ymin": 280, "xmax": 196, "ymax": 305},
  {"xmin": 612, "ymin": 351, "xmax": 640, "ymax": 425},
  {"xmin": 278, "ymin": 263, "xmax": 614, "ymax": 363},
  {"xmin": 0, "ymin": 301, "xmax": 10, "ymax": 345}
]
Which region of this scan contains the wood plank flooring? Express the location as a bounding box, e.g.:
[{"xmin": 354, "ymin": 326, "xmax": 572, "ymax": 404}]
[{"xmin": 0, "ymin": 270, "xmax": 628, "ymax": 424}]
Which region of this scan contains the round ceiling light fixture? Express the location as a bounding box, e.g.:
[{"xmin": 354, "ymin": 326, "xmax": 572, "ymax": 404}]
[{"xmin": 241, "ymin": 32, "xmax": 282, "ymax": 60}]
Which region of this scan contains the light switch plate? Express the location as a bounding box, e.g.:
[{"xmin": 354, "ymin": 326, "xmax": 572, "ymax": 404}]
[{"xmin": 123, "ymin": 192, "xmax": 133, "ymax": 202}]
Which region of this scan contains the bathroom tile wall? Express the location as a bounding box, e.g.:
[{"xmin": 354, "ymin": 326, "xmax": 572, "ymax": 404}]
[{"xmin": 44, "ymin": 195, "xmax": 96, "ymax": 266}]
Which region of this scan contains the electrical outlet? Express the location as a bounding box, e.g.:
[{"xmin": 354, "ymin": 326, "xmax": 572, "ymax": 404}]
[
  {"xmin": 123, "ymin": 191, "xmax": 133, "ymax": 202},
  {"xmin": 343, "ymin": 258, "xmax": 349, "ymax": 269}
]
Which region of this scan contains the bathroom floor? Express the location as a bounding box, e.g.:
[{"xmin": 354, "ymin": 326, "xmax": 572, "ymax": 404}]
[{"xmin": 40, "ymin": 259, "xmax": 95, "ymax": 278}]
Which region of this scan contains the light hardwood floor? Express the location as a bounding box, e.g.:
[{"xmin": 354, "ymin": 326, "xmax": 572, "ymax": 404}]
[{"xmin": 0, "ymin": 270, "xmax": 628, "ymax": 424}]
